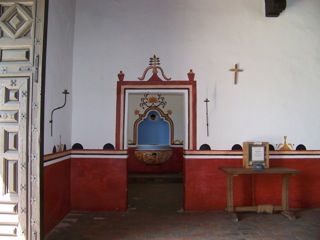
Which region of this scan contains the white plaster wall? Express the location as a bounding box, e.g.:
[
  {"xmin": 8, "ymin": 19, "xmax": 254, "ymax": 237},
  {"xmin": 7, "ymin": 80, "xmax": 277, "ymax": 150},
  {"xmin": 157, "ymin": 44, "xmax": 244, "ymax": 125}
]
[
  {"xmin": 44, "ymin": 0, "xmax": 76, "ymax": 154},
  {"xmin": 71, "ymin": 0, "xmax": 320, "ymax": 150}
]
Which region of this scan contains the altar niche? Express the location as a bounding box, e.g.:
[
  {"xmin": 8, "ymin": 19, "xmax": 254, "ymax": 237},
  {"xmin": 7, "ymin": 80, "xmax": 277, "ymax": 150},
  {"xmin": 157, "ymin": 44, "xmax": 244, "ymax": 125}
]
[
  {"xmin": 115, "ymin": 56, "xmax": 197, "ymax": 151},
  {"xmin": 128, "ymin": 94, "xmax": 181, "ymax": 147},
  {"xmin": 129, "ymin": 93, "xmax": 182, "ymax": 167},
  {"xmin": 123, "ymin": 89, "xmax": 191, "ymax": 173}
]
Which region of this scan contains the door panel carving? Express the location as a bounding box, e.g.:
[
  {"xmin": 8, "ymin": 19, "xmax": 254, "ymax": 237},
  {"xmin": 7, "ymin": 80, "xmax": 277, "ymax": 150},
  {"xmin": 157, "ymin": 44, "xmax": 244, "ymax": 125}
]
[
  {"xmin": 0, "ymin": 77, "xmax": 28, "ymax": 238},
  {"xmin": 0, "ymin": 0, "xmax": 45, "ymax": 239},
  {"xmin": 0, "ymin": 3, "xmax": 33, "ymax": 39}
]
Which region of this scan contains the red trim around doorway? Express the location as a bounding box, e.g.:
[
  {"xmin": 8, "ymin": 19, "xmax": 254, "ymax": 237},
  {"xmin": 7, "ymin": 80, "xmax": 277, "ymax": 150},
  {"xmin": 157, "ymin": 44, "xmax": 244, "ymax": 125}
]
[{"xmin": 115, "ymin": 78, "xmax": 197, "ymax": 150}]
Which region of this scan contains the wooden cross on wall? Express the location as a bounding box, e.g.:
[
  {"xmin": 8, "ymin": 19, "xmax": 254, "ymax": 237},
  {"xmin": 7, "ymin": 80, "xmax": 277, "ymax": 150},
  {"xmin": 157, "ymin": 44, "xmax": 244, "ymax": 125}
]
[{"xmin": 229, "ymin": 64, "xmax": 244, "ymax": 85}]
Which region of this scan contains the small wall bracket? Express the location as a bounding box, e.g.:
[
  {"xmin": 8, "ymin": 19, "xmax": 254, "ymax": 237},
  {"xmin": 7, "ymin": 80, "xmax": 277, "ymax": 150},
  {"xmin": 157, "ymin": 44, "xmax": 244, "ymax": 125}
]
[
  {"xmin": 49, "ymin": 89, "xmax": 70, "ymax": 136},
  {"xmin": 204, "ymin": 98, "xmax": 210, "ymax": 137}
]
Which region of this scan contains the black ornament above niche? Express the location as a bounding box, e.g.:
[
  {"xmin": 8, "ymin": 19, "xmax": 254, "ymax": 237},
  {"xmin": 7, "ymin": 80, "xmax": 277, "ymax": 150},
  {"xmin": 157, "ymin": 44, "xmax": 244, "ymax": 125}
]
[{"xmin": 265, "ymin": 0, "xmax": 286, "ymax": 17}]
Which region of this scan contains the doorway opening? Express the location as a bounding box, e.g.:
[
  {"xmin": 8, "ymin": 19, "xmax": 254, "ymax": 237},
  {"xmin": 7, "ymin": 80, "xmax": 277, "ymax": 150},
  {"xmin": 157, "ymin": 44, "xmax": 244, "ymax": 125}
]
[{"xmin": 126, "ymin": 91, "xmax": 186, "ymax": 213}]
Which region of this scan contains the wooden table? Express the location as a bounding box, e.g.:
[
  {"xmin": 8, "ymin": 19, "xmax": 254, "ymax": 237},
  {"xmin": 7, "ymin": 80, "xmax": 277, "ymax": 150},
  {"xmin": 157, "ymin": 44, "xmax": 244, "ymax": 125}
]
[{"xmin": 220, "ymin": 167, "xmax": 299, "ymax": 221}]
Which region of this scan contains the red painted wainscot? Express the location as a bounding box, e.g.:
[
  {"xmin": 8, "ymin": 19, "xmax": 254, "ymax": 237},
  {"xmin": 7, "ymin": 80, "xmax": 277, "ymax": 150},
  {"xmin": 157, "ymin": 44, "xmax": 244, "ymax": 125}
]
[
  {"xmin": 44, "ymin": 150, "xmax": 127, "ymax": 235},
  {"xmin": 184, "ymin": 150, "xmax": 320, "ymax": 211},
  {"xmin": 44, "ymin": 151, "xmax": 71, "ymax": 234},
  {"xmin": 70, "ymin": 150, "xmax": 127, "ymax": 211}
]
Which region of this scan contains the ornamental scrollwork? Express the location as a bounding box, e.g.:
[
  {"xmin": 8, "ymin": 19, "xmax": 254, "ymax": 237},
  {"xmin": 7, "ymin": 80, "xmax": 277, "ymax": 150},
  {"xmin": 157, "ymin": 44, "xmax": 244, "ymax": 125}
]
[{"xmin": 139, "ymin": 93, "xmax": 167, "ymax": 109}]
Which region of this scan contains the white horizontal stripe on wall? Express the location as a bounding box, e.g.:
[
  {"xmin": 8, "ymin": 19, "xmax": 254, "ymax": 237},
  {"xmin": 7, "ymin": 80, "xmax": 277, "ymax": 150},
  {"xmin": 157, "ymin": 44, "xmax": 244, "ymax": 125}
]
[
  {"xmin": 44, "ymin": 154, "xmax": 128, "ymax": 167},
  {"xmin": 184, "ymin": 155, "xmax": 242, "ymax": 159},
  {"xmin": 184, "ymin": 154, "xmax": 320, "ymax": 160},
  {"xmin": 44, "ymin": 155, "xmax": 70, "ymax": 167},
  {"xmin": 44, "ymin": 152, "xmax": 319, "ymax": 167},
  {"xmin": 71, "ymin": 154, "xmax": 128, "ymax": 159}
]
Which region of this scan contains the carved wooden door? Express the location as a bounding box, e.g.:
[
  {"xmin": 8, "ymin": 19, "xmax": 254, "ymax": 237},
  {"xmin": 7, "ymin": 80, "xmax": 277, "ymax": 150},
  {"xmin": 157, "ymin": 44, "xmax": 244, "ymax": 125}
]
[{"xmin": 0, "ymin": 0, "xmax": 45, "ymax": 239}]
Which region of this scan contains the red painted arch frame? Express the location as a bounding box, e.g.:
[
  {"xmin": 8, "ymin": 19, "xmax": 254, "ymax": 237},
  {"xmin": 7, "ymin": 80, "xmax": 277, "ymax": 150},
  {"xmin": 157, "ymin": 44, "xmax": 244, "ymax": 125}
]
[{"xmin": 115, "ymin": 72, "xmax": 197, "ymax": 150}]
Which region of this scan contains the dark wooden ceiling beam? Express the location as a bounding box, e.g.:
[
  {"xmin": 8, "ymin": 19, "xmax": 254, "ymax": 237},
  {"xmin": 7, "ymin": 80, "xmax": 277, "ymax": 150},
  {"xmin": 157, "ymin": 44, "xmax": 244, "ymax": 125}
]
[{"xmin": 265, "ymin": 0, "xmax": 286, "ymax": 17}]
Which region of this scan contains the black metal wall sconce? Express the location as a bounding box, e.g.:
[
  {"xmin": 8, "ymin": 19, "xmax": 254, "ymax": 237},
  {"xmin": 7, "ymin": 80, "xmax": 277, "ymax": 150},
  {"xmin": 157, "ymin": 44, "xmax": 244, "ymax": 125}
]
[{"xmin": 49, "ymin": 89, "xmax": 70, "ymax": 136}]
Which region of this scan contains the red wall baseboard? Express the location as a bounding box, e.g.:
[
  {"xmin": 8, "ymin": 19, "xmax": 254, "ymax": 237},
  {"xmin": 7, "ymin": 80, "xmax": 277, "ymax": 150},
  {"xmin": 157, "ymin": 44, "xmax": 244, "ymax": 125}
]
[
  {"xmin": 70, "ymin": 158, "xmax": 127, "ymax": 211},
  {"xmin": 44, "ymin": 159, "xmax": 71, "ymax": 234},
  {"xmin": 44, "ymin": 150, "xmax": 127, "ymax": 234},
  {"xmin": 44, "ymin": 150, "xmax": 320, "ymax": 235},
  {"xmin": 184, "ymin": 157, "xmax": 320, "ymax": 211},
  {"xmin": 270, "ymin": 158, "xmax": 320, "ymax": 208}
]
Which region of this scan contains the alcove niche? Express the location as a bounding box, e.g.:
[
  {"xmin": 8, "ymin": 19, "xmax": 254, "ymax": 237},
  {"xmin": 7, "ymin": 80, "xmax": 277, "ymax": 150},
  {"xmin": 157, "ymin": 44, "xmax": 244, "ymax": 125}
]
[
  {"xmin": 115, "ymin": 56, "xmax": 197, "ymax": 153},
  {"xmin": 126, "ymin": 91, "xmax": 187, "ymax": 149}
]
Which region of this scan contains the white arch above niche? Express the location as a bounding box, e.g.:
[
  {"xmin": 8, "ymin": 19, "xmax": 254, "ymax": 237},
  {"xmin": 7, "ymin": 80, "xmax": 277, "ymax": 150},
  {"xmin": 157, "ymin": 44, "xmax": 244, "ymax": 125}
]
[{"xmin": 124, "ymin": 89, "xmax": 189, "ymax": 150}]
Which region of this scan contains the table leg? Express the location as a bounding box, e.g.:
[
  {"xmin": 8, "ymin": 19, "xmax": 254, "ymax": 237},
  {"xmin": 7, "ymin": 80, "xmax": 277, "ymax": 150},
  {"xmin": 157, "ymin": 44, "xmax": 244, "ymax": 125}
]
[
  {"xmin": 227, "ymin": 175, "xmax": 233, "ymax": 212},
  {"xmin": 227, "ymin": 175, "xmax": 238, "ymax": 222},
  {"xmin": 281, "ymin": 174, "xmax": 296, "ymax": 220}
]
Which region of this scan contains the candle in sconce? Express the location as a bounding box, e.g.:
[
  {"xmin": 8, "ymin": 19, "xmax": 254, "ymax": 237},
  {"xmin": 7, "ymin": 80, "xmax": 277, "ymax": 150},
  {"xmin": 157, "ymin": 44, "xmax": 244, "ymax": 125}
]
[
  {"xmin": 56, "ymin": 135, "xmax": 64, "ymax": 152},
  {"xmin": 206, "ymin": 86, "xmax": 208, "ymax": 98}
]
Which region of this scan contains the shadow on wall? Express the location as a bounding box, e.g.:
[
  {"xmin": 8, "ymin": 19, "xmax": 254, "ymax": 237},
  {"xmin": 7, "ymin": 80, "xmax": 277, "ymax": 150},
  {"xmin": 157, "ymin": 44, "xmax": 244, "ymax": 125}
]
[{"xmin": 286, "ymin": 0, "xmax": 302, "ymax": 9}]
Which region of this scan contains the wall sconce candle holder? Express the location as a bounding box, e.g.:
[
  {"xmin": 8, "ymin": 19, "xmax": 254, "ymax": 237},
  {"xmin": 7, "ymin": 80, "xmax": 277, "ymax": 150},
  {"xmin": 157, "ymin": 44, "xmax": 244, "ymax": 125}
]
[{"xmin": 49, "ymin": 89, "xmax": 70, "ymax": 136}]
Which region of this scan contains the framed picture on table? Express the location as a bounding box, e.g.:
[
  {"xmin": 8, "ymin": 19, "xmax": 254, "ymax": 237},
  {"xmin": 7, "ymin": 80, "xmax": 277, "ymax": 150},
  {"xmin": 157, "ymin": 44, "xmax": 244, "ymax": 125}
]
[{"xmin": 243, "ymin": 142, "xmax": 269, "ymax": 168}]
